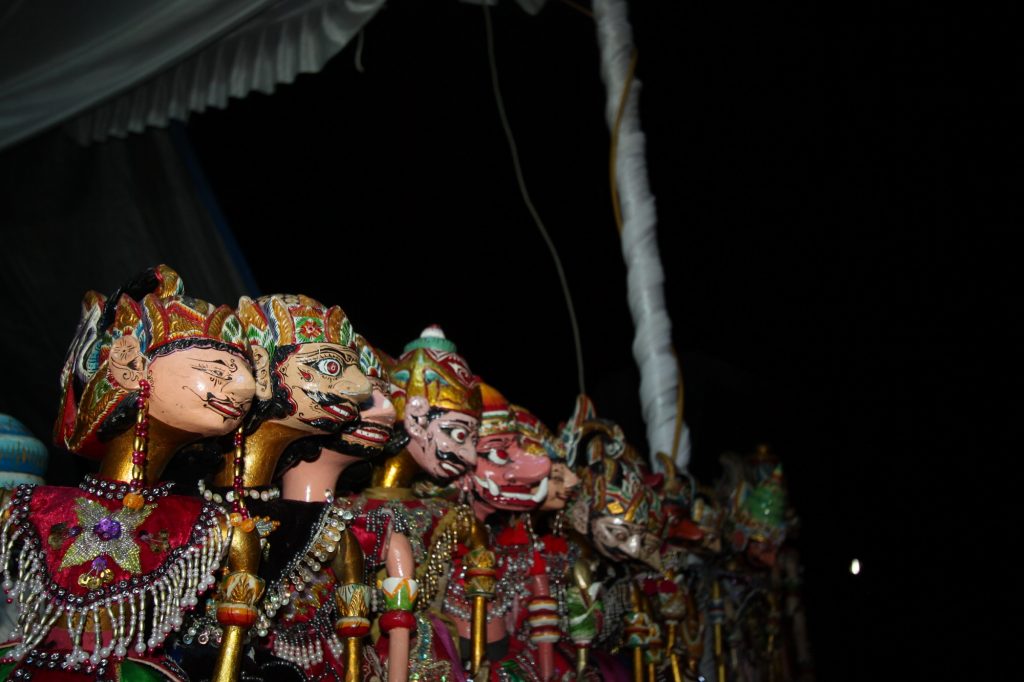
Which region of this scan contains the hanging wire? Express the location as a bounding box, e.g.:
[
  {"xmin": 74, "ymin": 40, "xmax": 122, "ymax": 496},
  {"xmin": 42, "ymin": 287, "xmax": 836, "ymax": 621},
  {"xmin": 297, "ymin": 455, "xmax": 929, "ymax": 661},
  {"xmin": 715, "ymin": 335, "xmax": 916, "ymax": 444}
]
[
  {"xmin": 483, "ymin": 5, "xmax": 586, "ymax": 396},
  {"xmin": 559, "ymin": 0, "xmax": 594, "ymax": 18},
  {"xmin": 609, "ymin": 48, "xmax": 638, "ymax": 233}
]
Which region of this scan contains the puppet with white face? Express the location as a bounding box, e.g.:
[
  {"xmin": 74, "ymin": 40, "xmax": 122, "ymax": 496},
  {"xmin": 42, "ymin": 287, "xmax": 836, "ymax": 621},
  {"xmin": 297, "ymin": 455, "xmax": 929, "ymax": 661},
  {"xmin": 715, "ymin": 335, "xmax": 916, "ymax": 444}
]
[{"xmin": 2, "ymin": 265, "xmax": 253, "ymax": 679}]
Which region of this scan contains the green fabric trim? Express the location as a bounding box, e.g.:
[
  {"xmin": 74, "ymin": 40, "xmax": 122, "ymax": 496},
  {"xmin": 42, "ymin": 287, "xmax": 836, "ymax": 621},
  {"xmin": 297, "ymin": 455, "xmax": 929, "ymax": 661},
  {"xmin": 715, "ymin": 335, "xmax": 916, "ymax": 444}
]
[
  {"xmin": 499, "ymin": 660, "xmax": 530, "ymax": 682},
  {"xmin": 119, "ymin": 659, "xmax": 178, "ymax": 682},
  {"xmin": 0, "ymin": 661, "xmax": 17, "ymax": 680}
]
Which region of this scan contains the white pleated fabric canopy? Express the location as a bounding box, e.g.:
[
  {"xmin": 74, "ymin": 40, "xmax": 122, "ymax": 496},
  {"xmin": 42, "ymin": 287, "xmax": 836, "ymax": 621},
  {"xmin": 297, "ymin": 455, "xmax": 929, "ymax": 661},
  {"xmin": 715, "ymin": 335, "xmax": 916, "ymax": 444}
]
[
  {"xmin": 0, "ymin": 0, "xmax": 386, "ymax": 151},
  {"xmin": 0, "ymin": 0, "xmax": 687, "ymax": 472}
]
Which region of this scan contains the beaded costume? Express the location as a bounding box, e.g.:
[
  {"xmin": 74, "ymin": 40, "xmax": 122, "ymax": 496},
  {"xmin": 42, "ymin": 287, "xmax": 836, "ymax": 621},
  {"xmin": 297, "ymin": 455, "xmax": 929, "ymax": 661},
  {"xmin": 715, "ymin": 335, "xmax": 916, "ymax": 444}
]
[
  {"xmin": 0, "ymin": 266, "xmax": 250, "ymax": 681},
  {"xmin": 342, "ymin": 327, "xmax": 491, "ymax": 682},
  {"xmin": 175, "ymin": 293, "xmax": 374, "ymax": 682}
]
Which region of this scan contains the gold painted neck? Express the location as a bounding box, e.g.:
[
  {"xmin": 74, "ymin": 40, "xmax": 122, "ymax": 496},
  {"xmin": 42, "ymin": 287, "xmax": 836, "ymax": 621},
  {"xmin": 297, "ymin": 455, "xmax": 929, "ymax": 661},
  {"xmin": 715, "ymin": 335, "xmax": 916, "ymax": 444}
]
[
  {"xmin": 214, "ymin": 422, "xmax": 312, "ymax": 487},
  {"xmin": 369, "ymin": 449, "xmax": 420, "ymax": 489},
  {"xmin": 362, "ymin": 486, "xmax": 414, "ymax": 501},
  {"xmin": 97, "ymin": 417, "xmax": 198, "ymax": 484}
]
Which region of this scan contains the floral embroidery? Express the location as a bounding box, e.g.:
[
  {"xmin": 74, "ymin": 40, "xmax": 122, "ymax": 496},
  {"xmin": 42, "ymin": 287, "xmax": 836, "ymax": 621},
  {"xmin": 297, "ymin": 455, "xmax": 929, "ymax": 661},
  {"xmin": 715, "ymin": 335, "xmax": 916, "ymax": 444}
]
[
  {"xmin": 59, "ymin": 497, "xmax": 155, "ymax": 574},
  {"xmin": 139, "ymin": 528, "xmax": 170, "ymax": 553}
]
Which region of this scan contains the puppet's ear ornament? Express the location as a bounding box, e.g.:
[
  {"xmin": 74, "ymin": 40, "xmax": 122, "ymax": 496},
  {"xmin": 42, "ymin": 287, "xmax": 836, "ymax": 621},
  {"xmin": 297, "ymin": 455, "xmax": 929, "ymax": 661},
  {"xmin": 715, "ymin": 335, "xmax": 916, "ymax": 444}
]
[
  {"xmin": 106, "ymin": 296, "xmax": 147, "ymax": 390},
  {"xmin": 56, "ymin": 290, "xmax": 146, "ymax": 458},
  {"xmin": 54, "ymin": 290, "xmax": 107, "ymax": 450},
  {"xmin": 269, "ymin": 296, "xmax": 297, "ymax": 346},
  {"xmin": 325, "ymin": 305, "xmax": 354, "ymax": 346}
]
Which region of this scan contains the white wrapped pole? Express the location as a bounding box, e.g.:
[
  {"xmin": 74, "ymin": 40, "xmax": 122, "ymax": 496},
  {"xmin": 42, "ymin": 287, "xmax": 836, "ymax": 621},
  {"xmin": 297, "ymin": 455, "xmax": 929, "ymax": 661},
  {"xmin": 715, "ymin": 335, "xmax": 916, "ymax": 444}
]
[{"xmin": 593, "ymin": 0, "xmax": 690, "ymax": 469}]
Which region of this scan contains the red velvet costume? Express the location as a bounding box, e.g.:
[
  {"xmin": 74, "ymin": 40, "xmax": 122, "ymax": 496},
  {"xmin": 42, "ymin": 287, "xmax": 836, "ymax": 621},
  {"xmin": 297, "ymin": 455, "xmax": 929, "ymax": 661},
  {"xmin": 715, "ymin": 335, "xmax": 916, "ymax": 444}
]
[
  {"xmin": 1, "ymin": 266, "xmax": 253, "ymax": 682},
  {"xmin": 0, "ymin": 479, "xmax": 227, "ymax": 681}
]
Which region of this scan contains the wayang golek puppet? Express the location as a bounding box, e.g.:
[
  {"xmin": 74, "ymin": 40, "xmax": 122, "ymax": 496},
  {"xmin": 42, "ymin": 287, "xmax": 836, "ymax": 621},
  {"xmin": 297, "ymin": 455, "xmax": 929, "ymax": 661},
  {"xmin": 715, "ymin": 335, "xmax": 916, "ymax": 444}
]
[
  {"xmin": 278, "ymin": 335, "xmax": 395, "ymax": 505},
  {"xmin": 249, "ymin": 333, "xmax": 398, "ymax": 682},
  {"xmin": 644, "ymin": 453, "xmax": 705, "ymax": 682},
  {"xmin": 197, "ymin": 294, "xmax": 374, "ymax": 682},
  {"xmin": 659, "ymin": 476, "xmax": 726, "ymax": 682},
  {"xmin": 0, "ymin": 265, "xmax": 255, "ymax": 680},
  {"xmin": 550, "ymin": 395, "xmax": 607, "ymax": 682},
  {"xmin": 508, "ymin": 403, "xmax": 582, "ymax": 682},
  {"xmin": 479, "ymin": 391, "xmax": 602, "ymax": 682},
  {"xmin": 568, "ymin": 411, "xmax": 666, "ymax": 682},
  {"xmin": 333, "ymin": 326, "xmax": 495, "ymax": 682},
  {"xmin": 444, "ymin": 384, "xmax": 553, "ymax": 681},
  {"xmin": 714, "ymin": 447, "xmax": 790, "ymax": 682}
]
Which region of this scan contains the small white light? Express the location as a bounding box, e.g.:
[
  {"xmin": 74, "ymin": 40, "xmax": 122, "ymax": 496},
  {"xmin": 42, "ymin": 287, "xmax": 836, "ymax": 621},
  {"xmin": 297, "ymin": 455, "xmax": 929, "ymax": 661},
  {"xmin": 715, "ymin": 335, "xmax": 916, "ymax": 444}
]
[{"xmin": 850, "ymin": 558, "xmax": 861, "ymax": 575}]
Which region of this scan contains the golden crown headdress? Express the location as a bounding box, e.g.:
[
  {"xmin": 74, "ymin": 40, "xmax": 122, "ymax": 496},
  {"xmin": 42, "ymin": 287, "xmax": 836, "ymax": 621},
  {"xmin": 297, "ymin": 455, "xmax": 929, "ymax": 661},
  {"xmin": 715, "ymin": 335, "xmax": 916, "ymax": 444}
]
[
  {"xmin": 389, "ymin": 326, "xmax": 482, "ymax": 420},
  {"xmin": 55, "ymin": 265, "xmax": 246, "ymax": 458},
  {"xmin": 236, "ymin": 293, "xmax": 354, "ymax": 361},
  {"xmin": 510, "ymin": 404, "xmax": 564, "ymax": 461},
  {"xmin": 572, "ymin": 412, "xmax": 662, "ymax": 531},
  {"xmin": 477, "ymin": 382, "xmax": 515, "ymax": 437}
]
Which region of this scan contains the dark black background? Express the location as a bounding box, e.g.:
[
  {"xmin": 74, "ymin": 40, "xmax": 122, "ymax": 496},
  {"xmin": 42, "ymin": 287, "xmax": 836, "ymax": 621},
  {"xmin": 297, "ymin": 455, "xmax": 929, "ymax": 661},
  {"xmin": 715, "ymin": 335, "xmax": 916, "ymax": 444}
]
[
  {"xmin": 4, "ymin": 1, "xmax": 1016, "ymax": 678},
  {"xmin": 182, "ymin": 2, "xmax": 1018, "ymax": 676}
]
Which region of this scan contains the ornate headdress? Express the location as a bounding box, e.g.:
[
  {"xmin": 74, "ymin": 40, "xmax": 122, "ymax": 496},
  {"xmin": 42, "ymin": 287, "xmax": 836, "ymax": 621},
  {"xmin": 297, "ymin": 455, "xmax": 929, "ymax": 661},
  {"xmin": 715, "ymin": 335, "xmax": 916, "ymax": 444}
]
[
  {"xmin": 236, "ymin": 293, "xmax": 354, "ymax": 361},
  {"xmin": 510, "ymin": 404, "xmax": 564, "ymax": 461},
  {"xmin": 55, "ymin": 265, "xmax": 246, "ymax": 458},
  {"xmin": 558, "ymin": 394, "xmax": 596, "ymax": 467},
  {"xmin": 389, "ymin": 325, "xmax": 482, "ymax": 420},
  {"xmin": 477, "ymin": 383, "xmax": 515, "ymax": 437},
  {"xmin": 570, "ymin": 407, "xmax": 663, "ymax": 536},
  {"xmin": 733, "ymin": 463, "xmax": 787, "ymax": 546},
  {"xmin": 354, "ymin": 333, "xmax": 389, "ymax": 386}
]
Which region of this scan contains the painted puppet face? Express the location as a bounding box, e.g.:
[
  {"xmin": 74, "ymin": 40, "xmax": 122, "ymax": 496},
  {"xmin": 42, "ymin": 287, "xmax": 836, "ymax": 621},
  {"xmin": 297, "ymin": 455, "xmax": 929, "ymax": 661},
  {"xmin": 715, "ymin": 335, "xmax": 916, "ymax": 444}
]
[
  {"xmin": 472, "ymin": 432, "xmax": 551, "ymax": 513},
  {"xmin": 274, "ymin": 342, "xmax": 372, "ymax": 433},
  {"xmin": 147, "ymin": 347, "xmax": 255, "ymax": 435},
  {"xmin": 591, "ymin": 515, "xmax": 663, "ymax": 571},
  {"xmin": 337, "ymin": 378, "xmax": 396, "ymax": 457},
  {"xmin": 407, "ymin": 407, "xmax": 480, "ymax": 480},
  {"xmin": 540, "ymin": 461, "xmax": 580, "ymax": 512}
]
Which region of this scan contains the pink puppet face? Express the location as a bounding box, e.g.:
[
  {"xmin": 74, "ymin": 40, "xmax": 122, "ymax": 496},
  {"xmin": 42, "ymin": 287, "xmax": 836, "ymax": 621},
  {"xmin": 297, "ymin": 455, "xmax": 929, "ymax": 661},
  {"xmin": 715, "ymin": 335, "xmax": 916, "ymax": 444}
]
[
  {"xmin": 147, "ymin": 347, "xmax": 255, "ymax": 436},
  {"xmin": 472, "ymin": 431, "xmax": 551, "ymax": 515},
  {"xmin": 405, "ymin": 396, "xmax": 480, "ymax": 480}
]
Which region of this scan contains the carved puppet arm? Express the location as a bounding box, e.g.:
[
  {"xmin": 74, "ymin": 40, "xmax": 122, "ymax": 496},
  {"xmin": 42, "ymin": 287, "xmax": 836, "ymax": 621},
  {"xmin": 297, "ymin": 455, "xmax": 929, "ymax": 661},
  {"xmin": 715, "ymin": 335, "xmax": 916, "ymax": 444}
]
[
  {"xmin": 380, "ymin": 530, "xmax": 416, "ymax": 682},
  {"xmin": 526, "ymin": 567, "xmax": 557, "ymax": 682}
]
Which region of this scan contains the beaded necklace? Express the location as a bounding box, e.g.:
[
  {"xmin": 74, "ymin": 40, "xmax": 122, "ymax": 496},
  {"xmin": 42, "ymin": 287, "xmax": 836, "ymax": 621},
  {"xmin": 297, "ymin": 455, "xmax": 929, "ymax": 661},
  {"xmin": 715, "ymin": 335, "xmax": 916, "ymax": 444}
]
[
  {"xmin": 197, "ymin": 479, "xmax": 281, "ymax": 504},
  {"xmin": 255, "ymin": 502, "xmax": 353, "ymax": 638},
  {"xmin": 442, "ymin": 513, "xmax": 536, "ymax": 624}
]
